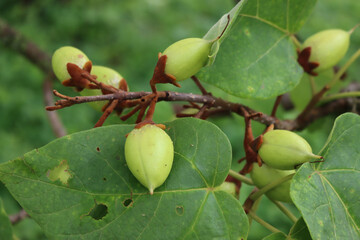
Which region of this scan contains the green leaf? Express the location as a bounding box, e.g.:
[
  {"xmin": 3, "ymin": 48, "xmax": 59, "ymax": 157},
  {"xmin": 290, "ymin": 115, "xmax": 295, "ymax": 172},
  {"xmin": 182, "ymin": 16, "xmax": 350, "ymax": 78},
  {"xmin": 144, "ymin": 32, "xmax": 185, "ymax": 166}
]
[
  {"xmin": 288, "ymin": 217, "xmax": 311, "ymax": 240},
  {"xmin": 0, "ymin": 118, "xmax": 248, "ymax": 240},
  {"xmin": 0, "ymin": 198, "xmax": 13, "ymax": 240},
  {"xmin": 198, "ymin": 0, "xmax": 318, "ymax": 99},
  {"xmin": 262, "ymin": 232, "xmax": 286, "ymax": 240},
  {"xmin": 291, "ymin": 113, "xmax": 360, "ymax": 240},
  {"xmin": 203, "ymin": 0, "xmax": 247, "ymax": 65},
  {"xmin": 261, "ymin": 217, "xmax": 311, "ymax": 240}
]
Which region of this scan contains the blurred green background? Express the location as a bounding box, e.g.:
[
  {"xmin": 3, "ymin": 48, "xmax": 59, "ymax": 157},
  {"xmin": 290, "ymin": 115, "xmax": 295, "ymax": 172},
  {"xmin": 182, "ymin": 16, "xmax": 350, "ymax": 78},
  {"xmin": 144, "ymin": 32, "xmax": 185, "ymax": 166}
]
[{"xmin": 0, "ymin": 0, "xmax": 359, "ymax": 239}]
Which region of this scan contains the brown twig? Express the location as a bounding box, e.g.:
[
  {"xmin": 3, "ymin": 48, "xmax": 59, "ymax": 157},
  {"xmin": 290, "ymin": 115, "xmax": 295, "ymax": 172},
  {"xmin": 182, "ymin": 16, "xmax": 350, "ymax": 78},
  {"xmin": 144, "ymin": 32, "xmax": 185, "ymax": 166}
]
[
  {"xmin": 271, "ymin": 95, "xmax": 283, "ymax": 117},
  {"xmin": 1, "ymin": 18, "xmax": 67, "ymax": 138},
  {"xmin": 194, "ymin": 104, "xmax": 208, "ymax": 119},
  {"xmin": 46, "ymin": 87, "xmax": 357, "ymax": 131},
  {"xmin": 192, "ymin": 76, "xmax": 210, "ymax": 95},
  {"xmin": 43, "ymin": 75, "xmax": 67, "ymax": 137},
  {"xmin": 94, "ymin": 100, "xmax": 119, "ymax": 128},
  {"xmin": 9, "ymin": 209, "xmax": 29, "ymax": 225},
  {"xmin": 0, "ymin": 18, "xmax": 51, "ymax": 73},
  {"xmin": 296, "ymin": 86, "xmax": 330, "ymax": 125},
  {"xmin": 1, "ymin": 17, "xmax": 357, "ymax": 132}
]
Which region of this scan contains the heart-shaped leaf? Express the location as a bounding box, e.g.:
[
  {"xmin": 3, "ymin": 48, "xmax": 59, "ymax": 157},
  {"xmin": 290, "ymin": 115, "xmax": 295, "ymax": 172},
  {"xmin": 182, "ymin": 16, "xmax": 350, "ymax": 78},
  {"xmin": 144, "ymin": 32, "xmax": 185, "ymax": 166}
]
[
  {"xmin": 0, "ymin": 118, "xmax": 248, "ymax": 239},
  {"xmin": 291, "ymin": 113, "xmax": 360, "ymax": 239},
  {"xmin": 198, "ymin": 0, "xmax": 317, "ymax": 99}
]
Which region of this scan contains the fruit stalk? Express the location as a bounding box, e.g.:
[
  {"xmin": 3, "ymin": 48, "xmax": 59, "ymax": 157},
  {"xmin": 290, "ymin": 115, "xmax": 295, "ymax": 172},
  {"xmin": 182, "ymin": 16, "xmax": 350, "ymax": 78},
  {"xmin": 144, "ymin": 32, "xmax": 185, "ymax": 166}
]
[
  {"xmin": 271, "ymin": 200, "xmax": 297, "ymax": 223},
  {"xmin": 248, "ymin": 211, "xmax": 281, "ymax": 233},
  {"xmin": 228, "ymin": 169, "xmax": 254, "ymax": 185},
  {"xmin": 250, "ymin": 173, "xmax": 295, "ymax": 202},
  {"xmin": 328, "ymin": 48, "xmax": 360, "ymax": 88}
]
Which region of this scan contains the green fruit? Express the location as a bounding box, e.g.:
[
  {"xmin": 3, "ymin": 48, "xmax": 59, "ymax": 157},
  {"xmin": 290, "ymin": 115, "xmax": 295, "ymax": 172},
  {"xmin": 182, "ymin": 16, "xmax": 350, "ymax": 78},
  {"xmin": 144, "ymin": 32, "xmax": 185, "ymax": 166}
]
[
  {"xmin": 125, "ymin": 124, "xmax": 174, "ymax": 194},
  {"xmin": 302, "ymin": 29, "xmax": 350, "ymax": 72},
  {"xmin": 215, "ymin": 182, "xmax": 237, "ymax": 197},
  {"xmin": 80, "ymin": 65, "xmax": 125, "ymax": 111},
  {"xmin": 162, "ymin": 38, "xmax": 213, "ymax": 81},
  {"xmin": 52, "ymin": 46, "xmax": 89, "ymax": 82},
  {"xmin": 251, "ymin": 164, "xmax": 295, "ymax": 203},
  {"xmin": 258, "ymin": 130, "xmax": 322, "ymax": 170}
]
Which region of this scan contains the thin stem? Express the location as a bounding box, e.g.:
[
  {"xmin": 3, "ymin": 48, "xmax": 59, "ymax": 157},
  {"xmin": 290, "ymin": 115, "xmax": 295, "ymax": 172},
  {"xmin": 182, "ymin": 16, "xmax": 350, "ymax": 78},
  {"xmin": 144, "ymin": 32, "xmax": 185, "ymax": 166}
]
[
  {"xmin": 309, "ymin": 76, "xmax": 317, "ymax": 96},
  {"xmin": 271, "ymin": 95, "xmax": 283, "ymax": 117},
  {"xmin": 248, "ymin": 211, "xmax": 281, "ymax": 233},
  {"xmin": 144, "ymin": 94, "xmax": 158, "ymax": 121},
  {"xmin": 0, "ymin": 18, "xmax": 51, "ymax": 72},
  {"xmin": 250, "ymin": 173, "xmax": 295, "ymax": 201},
  {"xmin": 290, "ymin": 35, "xmax": 302, "ymax": 49},
  {"xmin": 321, "ymin": 91, "xmax": 360, "ymax": 102},
  {"xmin": 328, "ymin": 48, "xmax": 360, "ymax": 88},
  {"xmin": 296, "ymin": 86, "xmax": 329, "ymax": 123},
  {"xmin": 248, "ymin": 197, "xmax": 262, "ymax": 227},
  {"xmin": 94, "ymin": 99, "xmax": 119, "ymax": 128},
  {"xmin": 271, "ymin": 200, "xmax": 297, "ymax": 223},
  {"xmin": 43, "ymin": 75, "xmax": 67, "ymax": 137},
  {"xmin": 193, "ymin": 104, "xmax": 208, "ymax": 119},
  {"xmin": 228, "ymin": 169, "xmax": 254, "ymax": 185},
  {"xmin": 349, "ymin": 23, "xmax": 360, "ymax": 35},
  {"xmin": 191, "ymin": 76, "xmax": 209, "ymax": 95}
]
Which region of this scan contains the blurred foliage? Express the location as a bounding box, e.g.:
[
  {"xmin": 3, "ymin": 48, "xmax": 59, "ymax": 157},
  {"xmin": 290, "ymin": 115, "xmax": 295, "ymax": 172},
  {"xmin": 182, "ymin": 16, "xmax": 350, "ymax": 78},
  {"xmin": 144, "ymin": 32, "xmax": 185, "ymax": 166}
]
[{"xmin": 0, "ymin": 0, "xmax": 359, "ymax": 239}]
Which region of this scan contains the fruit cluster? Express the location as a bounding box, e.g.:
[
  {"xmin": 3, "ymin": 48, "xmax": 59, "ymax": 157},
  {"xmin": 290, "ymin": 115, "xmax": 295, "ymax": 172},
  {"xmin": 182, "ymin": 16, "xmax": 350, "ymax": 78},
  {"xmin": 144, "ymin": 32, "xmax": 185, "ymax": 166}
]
[
  {"xmin": 51, "ymin": 25, "xmax": 342, "ymax": 198},
  {"xmin": 51, "ymin": 35, "xmax": 216, "ymax": 194},
  {"xmin": 250, "ymin": 129, "xmax": 322, "ymax": 202}
]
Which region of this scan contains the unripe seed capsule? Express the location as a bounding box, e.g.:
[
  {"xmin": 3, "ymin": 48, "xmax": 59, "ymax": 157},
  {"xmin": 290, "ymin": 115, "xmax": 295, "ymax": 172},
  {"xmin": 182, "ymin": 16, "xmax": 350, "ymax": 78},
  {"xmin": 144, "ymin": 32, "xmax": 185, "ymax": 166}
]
[
  {"xmin": 162, "ymin": 38, "xmax": 213, "ymax": 81},
  {"xmin": 258, "ymin": 130, "xmax": 322, "ymax": 170},
  {"xmin": 250, "ymin": 164, "xmax": 294, "ymax": 203},
  {"xmin": 302, "ymin": 29, "xmax": 350, "ymax": 72},
  {"xmin": 125, "ymin": 124, "xmax": 174, "ymax": 194},
  {"xmin": 52, "ymin": 46, "xmax": 89, "ymax": 82}
]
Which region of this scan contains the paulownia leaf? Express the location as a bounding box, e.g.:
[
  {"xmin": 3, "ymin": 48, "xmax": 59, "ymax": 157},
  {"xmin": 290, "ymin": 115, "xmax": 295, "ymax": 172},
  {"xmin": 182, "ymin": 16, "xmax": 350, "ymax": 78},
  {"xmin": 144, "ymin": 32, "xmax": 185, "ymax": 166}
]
[
  {"xmin": 198, "ymin": 0, "xmax": 317, "ymax": 99},
  {"xmin": 0, "ymin": 198, "xmax": 13, "ymax": 240},
  {"xmin": 291, "ymin": 113, "xmax": 360, "ymax": 240},
  {"xmin": 0, "ymin": 118, "xmax": 248, "ymax": 240}
]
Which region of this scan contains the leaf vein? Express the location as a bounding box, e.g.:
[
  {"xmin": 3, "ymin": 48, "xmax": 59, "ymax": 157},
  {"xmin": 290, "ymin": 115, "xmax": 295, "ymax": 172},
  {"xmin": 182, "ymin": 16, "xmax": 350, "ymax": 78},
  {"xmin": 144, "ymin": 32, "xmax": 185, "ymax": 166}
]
[
  {"xmin": 135, "ymin": 193, "xmax": 164, "ymax": 240},
  {"xmin": 319, "ymin": 174, "xmax": 360, "ymax": 234},
  {"xmin": 181, "ymin": 191, "xmax": 210, "ymax": 240}
]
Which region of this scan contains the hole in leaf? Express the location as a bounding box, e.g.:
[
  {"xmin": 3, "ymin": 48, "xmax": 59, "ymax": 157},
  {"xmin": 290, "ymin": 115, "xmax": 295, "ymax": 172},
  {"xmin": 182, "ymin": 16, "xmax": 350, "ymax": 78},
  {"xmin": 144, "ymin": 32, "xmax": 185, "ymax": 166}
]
[
  {"xmin": 123, "ymin": 198, "xmax": 133, "ymax": 207},
  {"xmin": 89, "ymin": 203, "xmax": 108, "ymax": 220},
  {"xmin": 96, "ymin": 147, "xmax": 100, "ymax": 152},
  {"xmin": 103, "ymin": 177, "xmax": 107, "ymax": 181},
  {"xmin": 175, "ymin": 206, "xmax": 184, "ymax": 216},
  {"xmin": 47, "ymin": 160, "xmax": 71, "ymax": 185}
]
